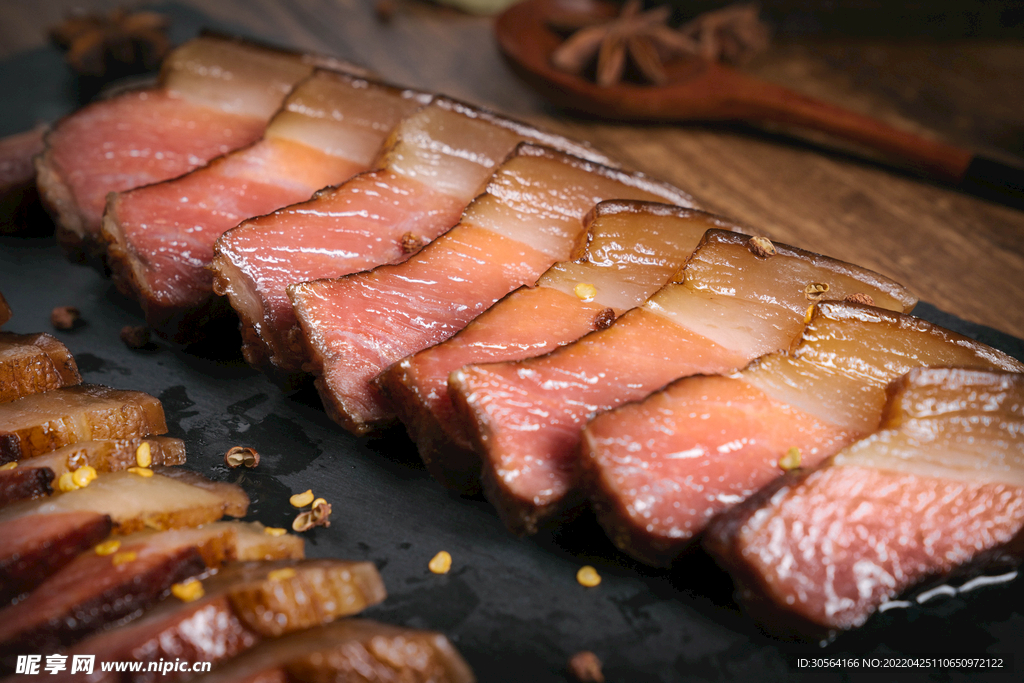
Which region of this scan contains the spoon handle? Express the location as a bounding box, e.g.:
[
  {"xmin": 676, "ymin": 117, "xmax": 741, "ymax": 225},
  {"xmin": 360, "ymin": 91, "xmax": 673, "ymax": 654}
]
[{"xmin": 719, "ymin": 69, "xmax": 975, "ymax": 184}]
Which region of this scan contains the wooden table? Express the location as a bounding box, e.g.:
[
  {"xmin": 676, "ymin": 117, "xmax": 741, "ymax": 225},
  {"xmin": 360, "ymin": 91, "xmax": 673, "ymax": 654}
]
[{"xmin": 2, "ymin": 0, "xmax": 1020, "ymax": 339}]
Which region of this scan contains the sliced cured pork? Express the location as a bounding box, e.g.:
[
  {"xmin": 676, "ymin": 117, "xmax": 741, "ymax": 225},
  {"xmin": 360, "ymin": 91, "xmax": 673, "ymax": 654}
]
[
  {"xmin": 0, "ymin": 384, "xmax": 166, "ymax": 463},
  {"xmin": 37, "ymin": 34, "xmax": 358, "ymax": 260},
  {"xmin": 380, "ymin": 201, "xmax": 740, "ymax": 494},
  {"xmin": 582, "ymin": 302, "xmax": 1024, "ymax": 566},
  {"xmin": 0, "ymin": 468, "xmax": 249, "ymax": 533},
  {"xmin": 0, "ymin": 522, "xmax": 304, "ymax": 656},
  {"xmin": 291, "ymin": 143, "xmax": 695, "ymax": 434},
  {"xmin": 194, "ymin": 619, "xmax": 475, "ymax": 683},
  {"xmin": 104, "ymin": 71, "xmax": 429, "ymax": 340},
  {"xmin": 58, "ymin": 559, "xmax": 387, "ymax": 682},
  {"xmin": 0, "ymin": 331, "xmax": 81, "ymax": 402},
  {"xmin": 0, "ymin": 511, "xmax": 111, "ymax": 603},
  {"xmin": 451, "ymin": 232, "xmax": 916, "ymax": 534},
  {"xmin": 705, "ymin": 368, "xmax": 1024, "ymax": 639},
  {"xmin": 0, "ymin": 436, "xmax": 185, "ymax": 506},
  {"xmin": 211, "ymin": 97, "xmax": 608, "ymax": 375}
]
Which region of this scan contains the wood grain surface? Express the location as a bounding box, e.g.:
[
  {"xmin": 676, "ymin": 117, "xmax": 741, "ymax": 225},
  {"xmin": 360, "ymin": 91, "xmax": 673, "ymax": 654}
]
[{"xmin": 1, "ymin": 0, "xmax": 1022, "ymax": 338}]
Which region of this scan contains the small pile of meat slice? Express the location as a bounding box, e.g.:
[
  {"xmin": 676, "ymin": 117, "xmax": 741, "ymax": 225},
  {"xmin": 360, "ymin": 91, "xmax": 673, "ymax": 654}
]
[{"xmin": 0, "ymin": 298, "xmax": 474, "ymax": 682}]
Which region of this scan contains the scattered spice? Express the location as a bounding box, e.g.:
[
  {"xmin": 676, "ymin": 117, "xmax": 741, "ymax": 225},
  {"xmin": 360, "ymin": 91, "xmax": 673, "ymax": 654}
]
[
  {"xmin": 568, "ymin": 650, "xmax": 605, "ymax": 683},
  {"xmin": 289, "ymin": 489, "xmax": 315, "ymax": 508},
  {"xmin": 263, "ymin": 526, "xmax": 287, "ymax": 537},
  {"xmin": 50, "ymin": 306, "xmax": 81, "ymax": 330},
  {"xmin": 72, "ymin": 465, "xmax": 97, "ymax": 488},
  {"xmin": 428, "ymin": 551, "xmax": 452, "ymax": 574},
  {"xmin": 576, "ymin": 565, "xmax": 601, "ymax": 587},
  {"xmin": 804, "ymin": 282, "xmax": 830, "ymax": 301},
  {"xmin": 0, "ymin": 461, "xmax": 17, "ymax": 471},
  {"xmin": 747, "ymin": 235, "xmax": 776, "ymax": 258},
  {"xmin": 292, "ymin": 497, "xmax": 332, "ymax": 532},
  {"xmin": 135, "ymin": 441, "xmax": 152, "ymax": 468},
  {"xmin": 401, "ymin": 231, "xmax": 425, "ymax": 254},
  {"xmin": 112, "ymin": 550, "xmax": 137, "ymax": 566},
  {"xmin": 267, "ymin": 567, "xmax": 297, "ymax": 581},
  {"xmin": 779, "ymin": 447, "xmax": 801, "ymax": 471},
  {"xmin": 845, "ymin": 292, "xmax": 875, "ymax": 306},
  {"xmin": 574, "ymin": 283, "xmax": 597, "ymax": 301},
  {"xmin": 57, "ymin": 471, "xmax": 79, "ymax": 492},
  {"xmin": 224, "ymin": 446, "xmax": 260, "ymax": 468},
  {"xmin": 592, "ymin": 307, "xmax": 615, "ymax": 331},
  {"xmin": 94, "ymin": 539, "xmax": 121, "ymax": 556},
  {"xmin": 127, "ymin": 466, "xmax": 153, "ymax": 477},
  {"xmin": 120, "ymin": 324, "xmax": 151, "ymax": 349},
  {"xmin": 171, "ymin": 578, "xmax": 204, "ymax": 602},
  {"xmin": 50, "ymin": 8, "xmax": 171, "ymax": 78}
]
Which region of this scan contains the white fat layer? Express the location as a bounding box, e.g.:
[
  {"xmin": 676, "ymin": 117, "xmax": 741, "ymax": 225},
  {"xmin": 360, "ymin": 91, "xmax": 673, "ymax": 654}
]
[
  {"xmin": 265, "ymin": 75, "xmax": 425, "ymax": 165},
  {"xmin": 644, "ymin": 284, "xmax": 801, "ymax": 358},
  {"xmin": 384, "ymin": 105, "xmax": 523, "ymax": 199},
  {"xmin": 163, "ymin": 37, "xmax": 316, "ymax": 118}
]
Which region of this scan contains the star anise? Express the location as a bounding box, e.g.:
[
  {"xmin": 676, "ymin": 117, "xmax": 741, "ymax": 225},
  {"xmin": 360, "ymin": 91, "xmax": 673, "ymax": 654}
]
[
  {"xmin": 551, "ymin": 0, "xmax": 696, "ymax": 87},
  {"xmin": 550, "ymin": 1, "xmax": 770, "ymax": 87},
  {"xmin": 50, "ymin": 9, "xmax": 171, "ymax": 78}
]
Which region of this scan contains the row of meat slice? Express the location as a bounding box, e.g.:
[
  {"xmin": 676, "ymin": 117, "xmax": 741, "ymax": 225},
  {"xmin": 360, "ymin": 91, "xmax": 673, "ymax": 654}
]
[{"xmin": 0, "ymin": 306, "xmax": 473, "ymax": 681}]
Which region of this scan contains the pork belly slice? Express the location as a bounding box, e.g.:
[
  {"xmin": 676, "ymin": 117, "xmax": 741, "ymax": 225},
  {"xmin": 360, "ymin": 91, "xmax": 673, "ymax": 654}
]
[
  {"xmin": 0, "ymin": 384, "xmax": 166, "ymax": 463},
  {"xmin": 212, "ymin": 98, "xmax": 609, "ymax": 376},
  {"xmin": 451, "ymin": 231, "xmax": 917, "ymax": 535},
  {"xmin": 0, "ymin": 468, "xmax": 249, "ymax": 533},
  {"xmin": 380, "ymin": 201, "xmax": 738, "ymax": 494},
  {"xmin": 582, "ymin": 303, "xmax": 1024, "ymax": 567},
  {"xmin": 36, "ymin": 35, "xmax": 358, "ymax": 260},
  {"xmin": 291, "ymin": 143, "xmax": 695, "ymax": 435},
  {"xmin": 0, "ymin": 332, "xmax": 81, "ymax": 403},
  {"xmin": 0, "ymin": 436, "xmax": 185, "ymax": 507},
  {"xmin": 0, "ymin": 522, "xmax": 304, "ymax": 656},
  {"xmin": 0, "ymin": 511, "xmax": 111, "ymax": 603},
  {"xmin": 59, "ymin": 559, "xmax": 386, "ymax": 682},
  {"xmin": 704, "ymin": 368, "xmax": 1024, "ymax": 639},
  {"xmin": 194, "ymin": 619, "xmax": 474, "ymax": 683},
  {"xmin": 104, "ymin": 72, "xmax": 429, "ymax": 341}
]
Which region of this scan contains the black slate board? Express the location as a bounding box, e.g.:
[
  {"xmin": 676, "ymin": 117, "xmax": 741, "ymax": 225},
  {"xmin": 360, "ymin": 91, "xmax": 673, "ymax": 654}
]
[{"xmin": 3, "ymin": 12, "xmax": 1024, "ymax": 682}]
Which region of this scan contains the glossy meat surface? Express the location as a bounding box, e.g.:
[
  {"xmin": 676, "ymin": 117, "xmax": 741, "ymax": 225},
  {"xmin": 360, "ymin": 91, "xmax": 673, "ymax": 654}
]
[
  {"xmin": 37, "ymin": 35, "xmax": 356, "ymax": 257},
  {"xmin": 0, "ymin": 469, "xmax": 249, "ymax": 533},
  {"xmin": 705, "ymin": 368, "xmax": 1024, "ymax": 636},
  {"xmin": 381, "ymin": 202, "xmax": 731, "ymax": 494},
  {"xmin": 195, "ymin": 619, "xmax": 475, "ymax": 683},
  {"xmin": 104, "ymin": 71, "xmax": 422, "ymax": 339},
  {"xmin": 0, "ymin": 332, "xmax": 81, "ymax": 402},
  {"xmin": 452, "ymin": 233, "xmax": 915, "ymax": 535},
  {"xmin": 0, "ymin": 511, "xmax": 111, "ymax": 602},
  {"xmin": 583, "ymin": 303, "xmax": 1024, "ymax": 565},
  {"xmin": 59, "ymin": 559, "xmax": 386, "ymax": 682},
  {"xmin": 212, "ymin": 98, "xmax": 608, "ymax": 374},
  {"xmin": 292, "ymin": 144, "xmax": 694, "ymax": 434},
  {"xmin": 0, "ymin": 384, "xmax": 166, "ymax": 463},
  {"xmin": 0, "ymin": 436, "xmax": 185, "ymax": 506}
]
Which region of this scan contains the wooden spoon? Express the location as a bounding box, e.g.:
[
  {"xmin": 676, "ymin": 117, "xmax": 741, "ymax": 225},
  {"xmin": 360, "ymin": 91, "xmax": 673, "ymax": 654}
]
[{"xmin": 495, "ymin": 0, "xmax": 1023, "ymax": 201}]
